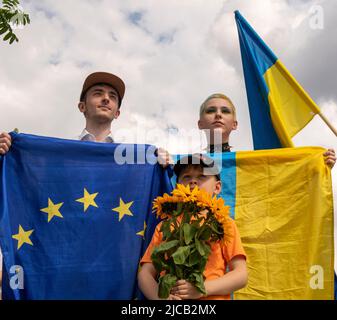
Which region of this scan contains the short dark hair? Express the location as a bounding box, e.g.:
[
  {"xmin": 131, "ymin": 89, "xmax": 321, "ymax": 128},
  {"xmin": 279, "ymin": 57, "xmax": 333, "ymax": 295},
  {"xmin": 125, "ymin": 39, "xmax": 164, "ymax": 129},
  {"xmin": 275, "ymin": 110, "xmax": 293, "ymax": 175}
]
[
  {"xmin": 177, "ymin": 164, "xmax": 221, "ymax": 182},
  {"xmin": 174, "ymin": 154, "xmax": 221, "ymax": 181}
]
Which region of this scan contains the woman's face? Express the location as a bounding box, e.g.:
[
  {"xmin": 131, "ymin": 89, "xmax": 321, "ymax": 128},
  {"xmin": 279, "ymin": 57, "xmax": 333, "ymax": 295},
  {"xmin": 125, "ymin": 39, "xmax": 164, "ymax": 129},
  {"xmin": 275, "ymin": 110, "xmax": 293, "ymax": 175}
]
[{"xmin": 198, "ymin": 98, "xmax": 238, "ymax": 141}]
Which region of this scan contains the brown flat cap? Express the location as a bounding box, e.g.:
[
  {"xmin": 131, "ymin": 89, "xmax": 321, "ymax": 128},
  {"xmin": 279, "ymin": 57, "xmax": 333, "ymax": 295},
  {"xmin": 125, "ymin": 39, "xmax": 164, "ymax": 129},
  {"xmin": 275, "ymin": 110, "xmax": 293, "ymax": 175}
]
[{"xmin": 80, "ymin": 72, "xmax": 126, "ymax": 106}]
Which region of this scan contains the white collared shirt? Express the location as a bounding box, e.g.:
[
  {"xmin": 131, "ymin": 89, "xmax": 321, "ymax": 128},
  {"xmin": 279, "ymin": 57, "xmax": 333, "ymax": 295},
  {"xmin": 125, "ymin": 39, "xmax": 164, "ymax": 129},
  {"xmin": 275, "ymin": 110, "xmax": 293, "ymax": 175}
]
[{"xmin": 77, "ymin": 129, "xmax": 114, "ymax": 143}]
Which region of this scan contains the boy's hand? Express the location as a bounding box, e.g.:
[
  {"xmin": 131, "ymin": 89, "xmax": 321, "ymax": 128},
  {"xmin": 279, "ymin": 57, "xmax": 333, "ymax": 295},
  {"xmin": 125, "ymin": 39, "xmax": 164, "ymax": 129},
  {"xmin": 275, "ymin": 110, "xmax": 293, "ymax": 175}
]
[
  {"xmin": 166, "ymin": 294, "xmax": 182, "ymax": 300},
  {"xmin": 157, "ymin": 148, "xmax": 174, "ymax": 168},
  {"xmin": 324, "ymin": 148, "xmax": 336, "ymax": 168},
  {"xmin": 0, "ymin": 132, "xmax": 12, "ymax": 155},
  {"xmin": 170, "ymin": 280, "xmax": 204, "ymax": 300}
]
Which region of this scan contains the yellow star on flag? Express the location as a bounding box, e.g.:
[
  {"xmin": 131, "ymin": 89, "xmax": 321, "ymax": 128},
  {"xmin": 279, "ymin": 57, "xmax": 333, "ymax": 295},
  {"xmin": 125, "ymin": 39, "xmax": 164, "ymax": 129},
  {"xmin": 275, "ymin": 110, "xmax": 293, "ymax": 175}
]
[
  {"xmin": 12, "ymin": 225, "xmax": 34, "ymax": 250},
  {"xmin": 112, "ymin": 198, "xmax": 134, "ymax": 221},
  {"xmin": 76, "ymin": 188, "xmax": 99, "ymax": 212},
  {"xmin": 40, "ymin": 198, "xmax": 64, "ymax": 222},
  {"xmin": 136, "ymin": 221, "xmax": 147, "ymax": 238}
]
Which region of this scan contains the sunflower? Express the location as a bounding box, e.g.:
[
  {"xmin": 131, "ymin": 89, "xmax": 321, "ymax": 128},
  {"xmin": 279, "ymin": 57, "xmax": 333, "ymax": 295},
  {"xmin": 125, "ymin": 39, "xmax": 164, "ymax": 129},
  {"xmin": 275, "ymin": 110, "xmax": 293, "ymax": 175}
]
[
  {"xmin": 153, "ymin": 185, "xmax": 232, "ymax": 233},
  {"xmin": 210, "ymin": 197, "xmax": 232, "ymax": 243},
  {"xmin": 172, "ymin": 184, "xmax": 199, "ymax": 203},
  {"xmin": 151, "ymin": 183, "xmax": 233, "ymax": 299},
  {"xmin": 152, "ymin": 193, "xmax": 170, "ymax": 219},
  {"xmin": 196, "ymin": 188, "xmax": 213, "ymax": 209}
]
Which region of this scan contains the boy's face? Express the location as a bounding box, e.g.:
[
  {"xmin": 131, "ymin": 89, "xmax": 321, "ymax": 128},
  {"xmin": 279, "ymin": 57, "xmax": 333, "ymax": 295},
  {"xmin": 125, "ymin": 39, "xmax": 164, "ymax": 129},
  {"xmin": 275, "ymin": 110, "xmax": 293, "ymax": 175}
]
[{"xmin": 177, "ymin": 165, "xmax": 221, "ymax": 195}]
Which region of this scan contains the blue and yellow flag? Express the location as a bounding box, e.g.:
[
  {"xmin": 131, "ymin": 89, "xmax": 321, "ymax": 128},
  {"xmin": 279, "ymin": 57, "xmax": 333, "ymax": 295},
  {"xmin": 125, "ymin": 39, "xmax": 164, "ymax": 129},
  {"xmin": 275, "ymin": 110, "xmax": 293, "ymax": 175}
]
[
  {"xmin": 0, "ymin": 132, "xmax": 172, "ymax": 299},
  {"xmin": 0, "ymin": 134, "xmax": 333, "ymax": 299},
  {"xmin": 211, "ymin": 148, "xmax": 334, "ymax": 299},
  {"xmin": 235, "ymin": 11, "xmax": 321, "ymax": 149}
]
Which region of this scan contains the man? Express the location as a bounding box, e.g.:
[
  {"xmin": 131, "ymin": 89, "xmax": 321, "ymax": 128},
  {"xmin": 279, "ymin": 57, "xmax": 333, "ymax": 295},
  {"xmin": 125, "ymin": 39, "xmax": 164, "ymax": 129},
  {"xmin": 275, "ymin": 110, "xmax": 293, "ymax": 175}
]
[
  {"xmin": 0, "ymin": 72, "xmax": 171, "ymax": 297},
  {"xmin": 77, "ymin": 71, "xmax": 125, "ymax": 143},
  {"xmin": 1, "ymin": 71, "xmax": 123, "ymax": 147},
  {"xmin": 0, "ymin": 72, "xmax": 171, "ymax": 165}
]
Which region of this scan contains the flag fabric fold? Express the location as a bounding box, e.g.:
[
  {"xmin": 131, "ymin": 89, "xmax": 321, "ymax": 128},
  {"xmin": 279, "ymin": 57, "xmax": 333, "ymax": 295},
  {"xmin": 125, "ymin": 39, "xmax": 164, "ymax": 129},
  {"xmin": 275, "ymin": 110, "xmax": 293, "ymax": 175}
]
[
  {"xmin": 0, "ymin": 132, "xmax": 172, "ymax": 299},
  {"xmin": 235, "ymin": 10, "xmax": 321, "ymax": 149}
]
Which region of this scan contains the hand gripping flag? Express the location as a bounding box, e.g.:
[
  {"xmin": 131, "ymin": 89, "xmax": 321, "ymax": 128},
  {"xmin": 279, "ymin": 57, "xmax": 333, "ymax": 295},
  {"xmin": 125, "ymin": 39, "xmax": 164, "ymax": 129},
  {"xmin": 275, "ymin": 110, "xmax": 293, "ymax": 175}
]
[
  {"xmin": 0, "ymin": 132, "xmax": 172, "ymax": 299},
  {"xmin": 235, "ymin": 10, "xmax": 322, "ymax": 150}
]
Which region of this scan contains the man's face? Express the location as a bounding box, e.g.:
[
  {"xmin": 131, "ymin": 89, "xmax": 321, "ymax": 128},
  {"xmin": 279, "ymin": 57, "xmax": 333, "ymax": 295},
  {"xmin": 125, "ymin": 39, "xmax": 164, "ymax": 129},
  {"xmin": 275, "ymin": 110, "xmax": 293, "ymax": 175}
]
[
  {"xmin": 78, "ymin": 84, "xmax": 120, "ymax": 123},
  {"xmin": 177, "ymin": 165, "xmax": 221, "ymax": 195},
  {"xmin": 198, "ymin": 98, "xmax": 238, "ymax": 141}
]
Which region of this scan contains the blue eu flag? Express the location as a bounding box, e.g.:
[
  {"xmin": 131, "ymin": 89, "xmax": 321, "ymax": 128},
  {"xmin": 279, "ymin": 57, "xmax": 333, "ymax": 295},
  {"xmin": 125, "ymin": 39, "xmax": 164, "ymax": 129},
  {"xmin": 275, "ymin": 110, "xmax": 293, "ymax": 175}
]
[{"xmin": 0, "ymin": 132, "xmax": 172, "ymax": 299}]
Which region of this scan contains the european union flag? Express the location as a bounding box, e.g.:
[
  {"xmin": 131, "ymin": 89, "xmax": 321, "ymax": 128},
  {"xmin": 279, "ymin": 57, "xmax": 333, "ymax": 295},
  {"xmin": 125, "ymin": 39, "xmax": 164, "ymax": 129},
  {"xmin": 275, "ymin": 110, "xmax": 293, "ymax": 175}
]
[{"xmin": 0, "ymin": 132, "xmax": 172, "ymax": 299}]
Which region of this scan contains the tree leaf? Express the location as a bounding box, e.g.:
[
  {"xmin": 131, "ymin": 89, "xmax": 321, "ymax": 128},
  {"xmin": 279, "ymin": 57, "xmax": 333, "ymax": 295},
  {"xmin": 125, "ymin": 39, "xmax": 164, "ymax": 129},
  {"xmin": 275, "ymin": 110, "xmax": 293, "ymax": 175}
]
[
  {"xmin": 1, "ymin": 0, "xmax": 30, "ymax": 44},
  {"xmin": 0, "ymin": 27, "xmax": 8, "ymax": 35},
  {"xmin": 3, "ymin": 31, "xmax": 12, "ymax": 41},
  {"xmin": 9, "ymin": 33, "xmax": 16, "ymax": 44}
]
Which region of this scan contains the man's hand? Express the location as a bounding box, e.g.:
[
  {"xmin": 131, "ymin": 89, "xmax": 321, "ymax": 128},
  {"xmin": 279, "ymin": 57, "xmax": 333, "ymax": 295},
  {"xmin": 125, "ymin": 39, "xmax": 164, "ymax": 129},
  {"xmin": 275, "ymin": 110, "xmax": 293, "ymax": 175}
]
[
  {"xmin": 170, "ymin": 280, "xmax": 204, "ymax": 300},
  {"xmin": 157, "ymin": 148, "xmax": 174, "ymax": 168},
  {"xmin": 0, "ymin": 132, "xmax": 12, "ymax": 155},
  {"xmin": 324, "ymin": 148, "xmax": 336, "ymax": 168}
]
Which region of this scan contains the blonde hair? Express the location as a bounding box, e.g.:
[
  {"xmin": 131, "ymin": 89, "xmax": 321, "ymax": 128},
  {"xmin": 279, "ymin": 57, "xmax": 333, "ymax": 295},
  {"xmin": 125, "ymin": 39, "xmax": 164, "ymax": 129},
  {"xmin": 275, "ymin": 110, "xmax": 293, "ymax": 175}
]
[{"xmin": 199, "ymin": 93, "xmax": 236, "ymax": 119}]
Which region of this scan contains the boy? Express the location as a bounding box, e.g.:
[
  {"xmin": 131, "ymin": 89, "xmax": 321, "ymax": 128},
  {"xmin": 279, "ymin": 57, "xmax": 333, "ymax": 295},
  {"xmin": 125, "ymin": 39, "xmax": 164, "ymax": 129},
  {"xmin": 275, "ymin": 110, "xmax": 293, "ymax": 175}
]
[{"xmin": 138, "ymin": 154, "xmax": 248, "ymax": 300}]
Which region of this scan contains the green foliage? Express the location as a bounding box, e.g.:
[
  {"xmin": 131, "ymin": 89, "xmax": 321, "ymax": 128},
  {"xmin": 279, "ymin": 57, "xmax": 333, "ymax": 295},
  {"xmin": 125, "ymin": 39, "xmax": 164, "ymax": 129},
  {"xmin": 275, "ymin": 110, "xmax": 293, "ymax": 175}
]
[
  {"xmin": 151, "ymin": 201, "xmax": 225, "ymax": 299},
  {"xmin": 0, "ymin": 0, "xmax": 30, "ymax": 44},
  {"xmin": 158, "ymin": 274, "xmax": 177, "ymax": 299}
]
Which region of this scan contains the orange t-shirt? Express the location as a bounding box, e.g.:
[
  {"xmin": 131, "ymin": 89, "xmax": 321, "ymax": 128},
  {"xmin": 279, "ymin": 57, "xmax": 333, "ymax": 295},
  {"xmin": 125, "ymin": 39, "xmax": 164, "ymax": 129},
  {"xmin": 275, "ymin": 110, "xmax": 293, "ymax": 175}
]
[{"xmin": 140, "ymin": 217, "xmax": 246, "ymax": 300}]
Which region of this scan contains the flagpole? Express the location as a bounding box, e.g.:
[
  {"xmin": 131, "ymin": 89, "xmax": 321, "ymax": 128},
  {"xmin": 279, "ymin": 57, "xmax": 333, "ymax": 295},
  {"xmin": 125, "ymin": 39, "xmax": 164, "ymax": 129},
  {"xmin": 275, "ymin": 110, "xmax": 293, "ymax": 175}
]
[{"xmin": 318, "ymin": 112, "xmax": 337, "ymax": 137}]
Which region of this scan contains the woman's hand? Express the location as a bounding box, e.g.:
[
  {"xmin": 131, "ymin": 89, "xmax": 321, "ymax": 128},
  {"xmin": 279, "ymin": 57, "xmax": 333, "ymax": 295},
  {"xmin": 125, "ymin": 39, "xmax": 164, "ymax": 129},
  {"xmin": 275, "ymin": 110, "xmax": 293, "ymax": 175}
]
[{"xmin": 324, "ymin": 148, "xmax": 336, "ymax": 168}]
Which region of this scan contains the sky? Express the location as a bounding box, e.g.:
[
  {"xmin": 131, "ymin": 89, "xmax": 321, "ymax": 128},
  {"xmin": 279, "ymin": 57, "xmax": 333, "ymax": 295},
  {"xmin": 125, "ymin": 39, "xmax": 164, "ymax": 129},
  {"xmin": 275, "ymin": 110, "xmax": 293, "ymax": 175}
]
[{"xmin": 1, "ymin": 0, "xmax": 337, "ymax": 269}]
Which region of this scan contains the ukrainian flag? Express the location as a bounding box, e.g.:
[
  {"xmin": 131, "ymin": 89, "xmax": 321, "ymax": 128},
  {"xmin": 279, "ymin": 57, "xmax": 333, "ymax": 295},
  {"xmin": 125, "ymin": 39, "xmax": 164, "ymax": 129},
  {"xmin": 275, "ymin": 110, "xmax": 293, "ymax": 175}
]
[
  {"xmin": 212, "ymin": 148, "xmax": 334, "ymax": 299},
  {"xmin": 235, "ymin": 11, "xmax": 321, "ymax": 149},
  {"xmin": 172, "ymin": 149, "xmax": 334, "ymax": 299}
]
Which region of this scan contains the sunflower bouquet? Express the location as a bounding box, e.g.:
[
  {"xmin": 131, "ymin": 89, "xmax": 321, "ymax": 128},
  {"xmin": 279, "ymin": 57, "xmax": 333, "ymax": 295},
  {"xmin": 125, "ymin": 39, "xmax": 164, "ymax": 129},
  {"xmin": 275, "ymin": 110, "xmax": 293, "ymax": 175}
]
[{"xmin": 151, "ymin": 183, "xmax": 232, "ymax": 299}]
